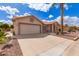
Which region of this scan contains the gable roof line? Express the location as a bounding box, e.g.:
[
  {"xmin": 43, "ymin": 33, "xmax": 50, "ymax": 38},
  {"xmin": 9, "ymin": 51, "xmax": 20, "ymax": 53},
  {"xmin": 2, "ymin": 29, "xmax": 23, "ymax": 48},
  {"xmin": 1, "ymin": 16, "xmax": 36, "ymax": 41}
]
[
  {"xmin": 12, "ymin": 15, "xmax": 59, "ymax": 25},
  {"xmin": 12, "ymin": 15, "xmax": 44, "ymax": 24}
]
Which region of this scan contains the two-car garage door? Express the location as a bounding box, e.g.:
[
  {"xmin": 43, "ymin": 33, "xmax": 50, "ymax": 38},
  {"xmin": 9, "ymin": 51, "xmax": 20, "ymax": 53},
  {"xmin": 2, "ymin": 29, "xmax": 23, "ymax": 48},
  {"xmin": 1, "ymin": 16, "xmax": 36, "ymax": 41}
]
[{"xmin": 19, "ymin": 23, "xmax": 41, "ymax": 35}]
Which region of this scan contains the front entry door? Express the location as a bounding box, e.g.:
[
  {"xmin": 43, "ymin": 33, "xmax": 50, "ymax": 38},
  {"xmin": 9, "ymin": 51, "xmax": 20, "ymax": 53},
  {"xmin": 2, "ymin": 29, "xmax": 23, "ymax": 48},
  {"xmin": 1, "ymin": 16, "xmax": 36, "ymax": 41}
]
[{"xmin": 43, "ymin": 24, "xmax": 52, "ymax": 33}]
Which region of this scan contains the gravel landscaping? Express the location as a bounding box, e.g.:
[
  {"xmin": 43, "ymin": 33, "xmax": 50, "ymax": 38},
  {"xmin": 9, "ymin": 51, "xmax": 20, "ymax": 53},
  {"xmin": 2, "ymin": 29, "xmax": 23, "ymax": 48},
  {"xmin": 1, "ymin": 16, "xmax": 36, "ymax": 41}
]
[{"xmin": 0, "ymin": 38, "xmax": 23, "ymax": 56}]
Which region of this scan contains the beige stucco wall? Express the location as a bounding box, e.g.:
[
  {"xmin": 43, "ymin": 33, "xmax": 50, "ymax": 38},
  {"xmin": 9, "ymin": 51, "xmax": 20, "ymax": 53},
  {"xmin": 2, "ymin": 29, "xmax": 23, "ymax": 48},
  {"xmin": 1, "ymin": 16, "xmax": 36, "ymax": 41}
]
[
  {"xmin": 52, "ymin": 24, "xmax": 54, "ymax": 32},
  {"xmin": 52, "ymin": 22, "xmax": 60, "ymax": 33},
  {"xmin": 13, "ymin": 16, "xmax": 43, "ymax": 35}
]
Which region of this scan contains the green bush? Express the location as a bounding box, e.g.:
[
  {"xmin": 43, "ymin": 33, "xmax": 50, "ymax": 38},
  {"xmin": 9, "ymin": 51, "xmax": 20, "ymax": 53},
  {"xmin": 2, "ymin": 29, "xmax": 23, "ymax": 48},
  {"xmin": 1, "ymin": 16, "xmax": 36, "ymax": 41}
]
[{"xmin": 0, "ymin": 28, "xmax": 7, "ymax": 44}]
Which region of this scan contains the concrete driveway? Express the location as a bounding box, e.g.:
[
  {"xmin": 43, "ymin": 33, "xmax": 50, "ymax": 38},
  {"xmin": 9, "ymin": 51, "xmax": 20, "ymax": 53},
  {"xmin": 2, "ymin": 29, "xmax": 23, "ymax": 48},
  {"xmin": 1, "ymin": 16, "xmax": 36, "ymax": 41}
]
[
  {"xmin": 17, "ymin": 33, "xmax": 74, "ymax": 56},
  {"xmin": 63, "ymin": 39, "xmax": 79, "ymax": 56}
]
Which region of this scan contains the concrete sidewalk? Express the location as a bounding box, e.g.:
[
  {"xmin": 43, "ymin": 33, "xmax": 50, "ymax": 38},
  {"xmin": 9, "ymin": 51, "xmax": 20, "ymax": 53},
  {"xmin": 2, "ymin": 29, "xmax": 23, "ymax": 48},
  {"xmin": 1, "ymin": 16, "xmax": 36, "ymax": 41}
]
[
  {"xmin": 39, "ymin": 39, "xmax": 73, "ymax": 56},
  {"xmin": 17, "ymin": 34, "xmax": 74, "ymax": 56},
  {"xmin": 63, "ymin": 39, "xmax": 79, "ymax": 56}
]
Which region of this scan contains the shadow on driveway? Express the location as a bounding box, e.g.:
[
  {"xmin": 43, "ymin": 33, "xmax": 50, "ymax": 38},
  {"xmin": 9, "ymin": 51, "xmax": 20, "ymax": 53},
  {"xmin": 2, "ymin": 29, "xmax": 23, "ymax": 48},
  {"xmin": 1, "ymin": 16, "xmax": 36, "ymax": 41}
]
[{"xmin": 15, "ymin": 33, "xmax": 50, "ymax": 39}]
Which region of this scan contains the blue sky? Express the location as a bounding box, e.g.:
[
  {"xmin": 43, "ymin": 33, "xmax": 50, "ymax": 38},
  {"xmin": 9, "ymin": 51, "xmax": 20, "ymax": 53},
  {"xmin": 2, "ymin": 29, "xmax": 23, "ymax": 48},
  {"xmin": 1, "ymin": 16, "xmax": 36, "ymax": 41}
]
[{"xmin": 0, "ymin": 3, "xmax": 79, "ymax": 26}]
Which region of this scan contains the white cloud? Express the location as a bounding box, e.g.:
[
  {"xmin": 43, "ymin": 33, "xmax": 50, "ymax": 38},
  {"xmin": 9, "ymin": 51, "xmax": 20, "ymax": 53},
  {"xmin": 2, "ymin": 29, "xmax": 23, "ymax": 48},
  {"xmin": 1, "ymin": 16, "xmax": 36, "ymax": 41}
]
[
  {"xmin": 16, "ymin": 13, "xmax": 31, "ymax": 17},
  {"xmin": 55, "ymin": 4, "xmax": 59, "ymax": 9},
  {"xmin": 23, "ymin": 13, "xmax": 31, "ymax": 16},
  {"xmin": 7, "ymin": 13, "xmax": 31, "ymax": 19},
  {"xmin": 7, "ymin": 15, "xmax": 13, "ymax": 19},
  {"xmin": 0, "ymin": 20, "xmax": 12, "ymax": 24},
  {"xmin": 64, "ymin": 4, "xmax": 69, "ymax": 10},
  {"xmin": 5, "ymin": 20, "xmax": 12, "ymax": 24},
  {"xmin": 0, "ymin": 6, "xmax": 19, "ymax": 15},
  {"xmin": 42, "ymin": 20, "xmax": 48, "ymax": 22},
  {"xmin": 42, "ymin": 19, "xmax": 55, "ymax": 22},
  {"xmin": 55, "ymin": 4, "xmax": 70, "ymax": 10},
  {"xmin": 42, "ymin": 19, "xmax": 50, "ymax": 22},
  {"xmin": 0, "ymin": 20, "xmax": 5, "ymax": 22},
  {"xmin": 0, "ymin": 6, "xmax": 20, "ymax": 20},
  {"xmin": 48, "ymin": 14, "xmax": 54, "ymax": 18},
  {"xmin": 55, "ymin": 16, "xmax": 79, "ymax": 27},
  {"xmin": 27, "ymin": 3, "xmax": 52, "ymax": 12}
]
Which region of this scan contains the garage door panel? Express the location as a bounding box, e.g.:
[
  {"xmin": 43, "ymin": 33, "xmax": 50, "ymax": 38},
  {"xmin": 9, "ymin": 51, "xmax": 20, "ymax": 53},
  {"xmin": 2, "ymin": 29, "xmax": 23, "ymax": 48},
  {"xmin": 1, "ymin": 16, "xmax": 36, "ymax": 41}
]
[{"xmin": 19, "ymin": 24, "xmax": 40, "ymax": 35}]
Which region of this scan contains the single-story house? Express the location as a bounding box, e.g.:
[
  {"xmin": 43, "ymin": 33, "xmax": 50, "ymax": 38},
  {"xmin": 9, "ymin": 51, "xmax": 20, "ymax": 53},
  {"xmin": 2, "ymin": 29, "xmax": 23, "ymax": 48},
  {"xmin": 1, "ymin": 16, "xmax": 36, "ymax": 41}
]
[{"xmin": 12, "ymin": 15, "xmax": 60, "ymax": 35}]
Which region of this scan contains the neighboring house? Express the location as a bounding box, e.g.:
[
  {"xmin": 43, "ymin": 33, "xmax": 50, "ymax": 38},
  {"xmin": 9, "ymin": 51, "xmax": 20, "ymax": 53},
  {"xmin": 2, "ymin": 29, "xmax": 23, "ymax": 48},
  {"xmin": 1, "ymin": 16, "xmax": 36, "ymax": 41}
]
[{"xmin": 12, "ymin": 15, "xmax": 60, "ymax": 35}]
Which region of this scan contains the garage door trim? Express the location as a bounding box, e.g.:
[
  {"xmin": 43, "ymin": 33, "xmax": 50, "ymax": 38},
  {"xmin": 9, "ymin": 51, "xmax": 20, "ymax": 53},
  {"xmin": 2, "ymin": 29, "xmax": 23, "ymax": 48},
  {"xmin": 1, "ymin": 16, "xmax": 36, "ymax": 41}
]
[{"xmin": 18, "ymin": 23, "xmax": 41, "ymax": 35}]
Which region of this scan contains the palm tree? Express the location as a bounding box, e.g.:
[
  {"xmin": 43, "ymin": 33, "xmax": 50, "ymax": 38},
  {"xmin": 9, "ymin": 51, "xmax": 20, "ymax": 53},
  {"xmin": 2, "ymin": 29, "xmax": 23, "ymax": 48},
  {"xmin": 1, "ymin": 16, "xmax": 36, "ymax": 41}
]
[
  {"xmin": 60, "ymin": 3, "xmax": 64, "ymax": 34},
  {"xmin": 52, "ymin": 3, "xmax": 64, "ymax": 34}
]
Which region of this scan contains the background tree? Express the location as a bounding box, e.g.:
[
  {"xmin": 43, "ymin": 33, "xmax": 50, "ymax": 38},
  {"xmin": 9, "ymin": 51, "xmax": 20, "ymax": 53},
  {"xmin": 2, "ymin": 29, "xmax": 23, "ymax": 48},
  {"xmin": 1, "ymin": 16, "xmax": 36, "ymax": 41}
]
[
  {"xmin": 0, "ymin": 22, "xmax": 3, "ymax": 29},
  {"xmin": 2, "ymin": 23, "xmax": 10, "ymax": 31}
]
